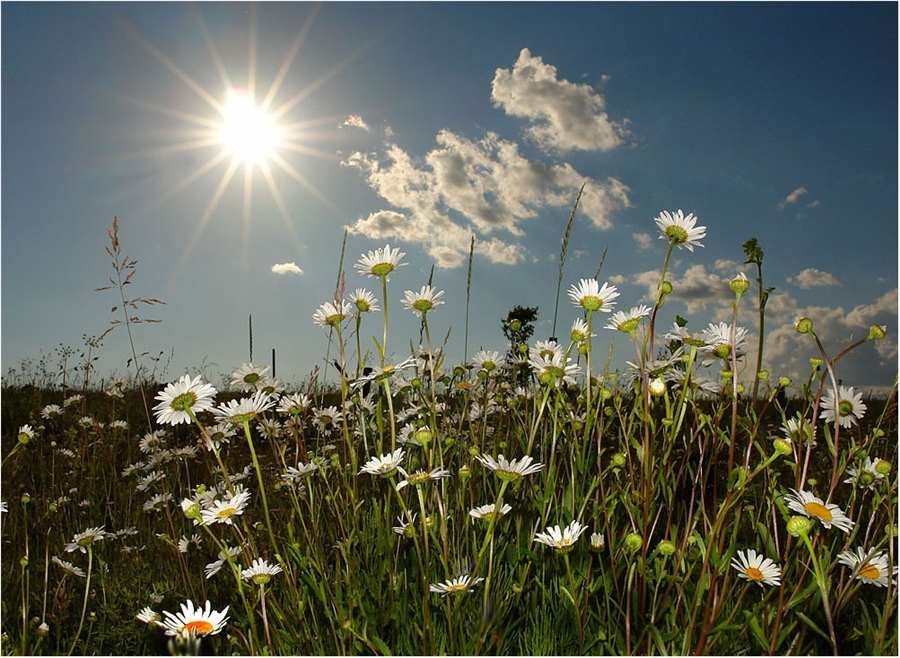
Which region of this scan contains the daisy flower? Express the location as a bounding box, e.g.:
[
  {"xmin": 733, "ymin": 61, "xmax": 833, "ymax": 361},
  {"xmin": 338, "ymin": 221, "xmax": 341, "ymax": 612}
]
[
  {"xmin": 820, "ymin": 385, "xmax": 867, "ymax": 429},
  {"xmin": 153, "ymin": 375, "xmax": 217, "ymax": 426},
  {"xmin": 570, "ymin": 318, "xmax": 595, "ymax": 343},
  {"xmin": 241, "ymin": 558, "xmax": 283, "ymax": 586},
  {"xmin": 350, "ymin": 357, "xmax": 417, "ymax": 391},
  {"xmin": 349, "ymin": 288, "xmax": 380, "ymax": 313},
  {"xmin": 159, "ymin": 600, "xmax": 229, "ymax": 637},
  {"xmin": 568, "ymin": 278, "xmax": 619, "ymax": 313},
  {"xmin": 731, "ymin": 549, "xmax": 782, "ymax": 588},
  {"xmin": 530, "ymin": 339, "xmax": 564, "ymax": 362},
  {"xmin": 18, "ymin": 425, "xmax": 35, "ymax": 442},
  {"xmin": 471, "ymin": 350, "xmax": 503, "ymax": 372},
  {"xmin": 204, "ymin": 546, "xmax": 243, "ymax": 579},
  {"xmin": 528, "ymin": 353, "xmax": 581, "ymax": 388},
  {"xmin": 65, "ymin": 526, "xmax": 107, "ymax": 553},
  {"xmin": 200, "ymin": 489, "xmax": 251, "ymax": 526},
  {"xmin": 281, "ymin": 462, "xmax": 320, "ymax": 482},
  {"xmin": 395, "ymin": 466, "xmax": 450, "ymax": 491},
  {"xmin": 469, "ymin": 502, "xmax": 512, "ymax": 523},
  {"xmin": 358, "ymin": 448, "xmax": 405, "ymax": 477},
  {"xmin": 476, "ymin": 453, "xmax": 543, "ymax": 482},
  {"xmin": 429, "ymin": 574, "xmax": 485, "ymax": 596},
  {"xmin": 843, "ymin": 457, "xmax": 885, "ymax": 490},
  {"xmin": 654, "ymin": 209, "xmax": 706, "ymax": 251},
  {"xmin": 277, "ymin": 392, "xmax": 311, "ymax": 417},
  {"xmin": 700, "ymin": 322, "xmax": 749, "ymax": 361},
  {"xmin": 534, "ymin": 520, "xmax": 589, "ymax": 552},
  {"xmin": 313, "ymin": 300, "xmax": 353, "ymax": 329},
  {"xmin": 136, "ymin": 606, "xmax": 161, "ymax": 625},
  {"xmin": 41, "ymin": 404, "xmax": 63, "ymax": 419},
  {"xmin": 52, "ymin": 556, "xmax": 86, "ymax": 578},
  {"xmin": 393, "ymin": 512, "xmax": 417, "ymax": 537},
  {"xmin": 604, "ymin": 305, "xmax": 652, "ymax": 333},
  {"xmin": 230, "ymin": 363, "xmax": 270, "ymax": 392},
  {"xmin": 784, "ymin": 489, "xmax": 854, "ymax": 533},
  {"xmin": 355, "ymin": 244, "xmax": 407, "ymax": 280},
  {"xmin": 837, "ymin": 547, "xmax": 891, "ymax": 587},
  {"xmin": 312, "ymin": 405, "xmax": 344, "ymax": 432},
  {"xmin": 177, "ymin": 534, "xmax": 203, "ymax": 554},
  {"xmin": 401, "ymin": 285, "xmax": 445, "ymax": 316},
  {"xmin": 139, "ymin": 431, "xmax": 167, "ymax": 454},
  {"xmin": 214, "ymin": 391, "xmax": 276, "ymax": 425}
]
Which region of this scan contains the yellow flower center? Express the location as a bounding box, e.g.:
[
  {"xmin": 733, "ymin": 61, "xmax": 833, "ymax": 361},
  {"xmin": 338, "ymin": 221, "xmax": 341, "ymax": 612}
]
[
  {"xmin": 217, "ymin": 506, "xmax": 237, "ymax": 519},
  {"xmin": 447, "ymin": 583, "xmax": 466, "ymax": 593},
  {"xmin": 804, "ymin": 502, "xmax": 833, "ymax": 523},
  {"xmin": 183, "ymin": 620, "xmax": 214, "ymax": 635},
  {"xmin": 745, "ymin": 567, "xmax": 765, "ymax": 581},
  {"xmin": 859, "ymin": 563, "xmax": 881, "ymax": 580}
]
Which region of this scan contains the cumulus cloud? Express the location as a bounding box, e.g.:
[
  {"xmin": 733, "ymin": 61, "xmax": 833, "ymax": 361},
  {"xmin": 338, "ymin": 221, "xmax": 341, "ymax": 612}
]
[
  {"xmin": 779, "ymin": 187, "xmax": 808, "ymax": 208},
  {"xmin": 340, "ymin": 115, "xmax": 370, "ymax": 131},
  {"xmin": 787, "ymin": 268, "xmax": 841, "ymax": 289},
  {"xmin": 271, "ymin": 262, "xmax": 303, "ymax": 275},
  {"xmin": 632, "ymin": 232, "xmax": 653, "ymax": 249},
  {"xmin": 491, "ymin": 48, "xmax": 629, "ymax": 154},
  {"xmin": 343, "ymin": 130, "xmax": 630, "ymax": 268}
]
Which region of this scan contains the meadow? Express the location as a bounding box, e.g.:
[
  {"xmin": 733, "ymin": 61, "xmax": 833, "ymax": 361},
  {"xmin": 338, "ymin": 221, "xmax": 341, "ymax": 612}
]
[{"xmin": 1, "ymin": 210, "xmax": 897, "ymax": 656}]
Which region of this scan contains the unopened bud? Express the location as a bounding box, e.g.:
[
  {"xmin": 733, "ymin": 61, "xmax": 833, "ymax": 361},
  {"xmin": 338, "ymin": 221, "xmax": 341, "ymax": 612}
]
[
  {"xmin": 787, "ymin": 515, "xmax": 814, "ymax": 537},
  {"xmin": 624, "ymin": 532, "xmax": 643, "ymax": 552},
  {"xmin": 868, "ymin": 324, "xmax": 887, "ymax": 341},
  {"xmin": 657, "ymin": 540, "xmax": 676, "ymax": 557},
  {"xmin": 730, "ymin": 272, "xmax": 751, "ymax": 294},
  {"xmin": 796, "ymin": 317, "xmax": 813, "ymax": 334}
]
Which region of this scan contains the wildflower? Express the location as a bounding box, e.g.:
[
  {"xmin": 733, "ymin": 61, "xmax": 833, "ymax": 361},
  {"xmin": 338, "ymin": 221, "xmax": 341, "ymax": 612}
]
[
  {"xmin": 358, "ymin": 448, "xmax": 405, "ymax": 477},
  {"xmin": 731, "ymin": 549, "xmax": 781, "ymax": 588},
  {"xmin": 795, "ymin": 317, "xmax": 814, "ymax": 334},
  {"xmin": 782, "ymin": 415, "xmax": 814, "ymax": 444},
  {"xmin": 177, "ymin": 534, "xmax": 203, "ymax": 554},
  {"xmin": 41, "ymin": 404, "xmax": 63, "ymax": 419},
  {"xmin": 401, "ymin": 285, "xmax": 445, "ymax": 316},
  {"xmin": 312, "ymin": 405, "xmax": 344, "ymax": 431},
  {"xmin": 471, "ymin": 349, "xmax": 503, "ymax": 372},
  {"xmin": 570, "ymin": 318, "xmax": 594, "ymax": 343},
  {"xmin": 349, "ymin": 288, "xmax": 380, "ymax": 313},
  {"xmin": 159, "ymin": 600, "xmax": 229, "ymax": 637},
  {"xmin": 654, "ymin": 209, "xmax": 706, "ymax": 251},
  {"xmin": 241, "ymin": 558, "xmax": 283, "ymax": 586},
  {"xmin": 395, "ymin": 466, "xmax": 450, "ymax": 491},
  {"xmin": 534, "ymin": 520, "xmax": 588, "ymax": 552},
  {"xmin": 17, "ymin": 425, "xmax": 35, "ymax": 443},
  {"xmin": 281, "ymin": 462, "xmax": 320, "ymax": 482},
  {"xmin": 604, "ymin": 305, "xmax": 652, "ymax": 333},
  {"xmin": 568, "ymin": 278, "xmax": 619, "ymax": 313},
  {"xmin": 820, "ymin": 385, "xmax": 866, "ymax": 429},
  {"xmin": 109, "ymin": 419, "xmax": 129, "ymax": 431},
  {"xmin": 65, "ymin": 526, "xmax": 107, "ymax": 553},
  {"xmin": 657, "ymin": 540, "xmax": 676, "ymax": 557},
  {"xmin": 784, "ymin": 489, "xmax": 854, "ymax": 533},
  {"xmin": 139, "ymin": 431, "xmax": 167, "ymax": 454},
  {"xmin": 393, "ymin": 512, "xmax": 417, "ymax": 537},
  {"xmin": 469, "ymin": 502, "xmax": 512, "ymax": 523},
  {"xmin": 528, "ymin": 353, "xmax": 581, "ymax": 388},
  {"xmin": 868, "ymin": 324, "xmax": 887, "ymax": 340},
  {"xmin": 313, "ymin": 300, "xmax": 353, "ymax": 328},
  {"xmin": 214, "ymin": 391, "xmax": 276, "ymax": 425},
  {"xmin": 51, "ymin": 556, "xmax": 86, "ymax": 578},
  {"xmin": 837, "ymin": 547, "xmax": 890, "ymax": 587},
  {"xmin": 356, "ymin": 243, "xmax": 407, "ymax": 280},
  {"xmin": 143, "ymin": 493, "xmax": 172, "ymax": 512},
  {"xmin": 63, "ymin": 394, "xmax": 82, "ymax": 408},
  {"xmin": 730, "ymin": 272, "xmax": 751, "ymax": 294},
  {"xmin": 624, "ymin": 532, "xmax": 643, "ymax": 552},
  {"xmin": 153, "ymin": 375, "xmax": 217, "ymax": 426},
  {"xmin": 350, "ymin": 357, "xmax": 417, "ymax": 391},
  {"xmin": 106, "ymin": 377, "xmax": 127, "ymax": 398},
  {"xmin": 590, "ymin": 533, "xmax": 605, "ymax": 551},
  {"xmin": 204, "ymin": 546, "xmax": 243, "ymax": 579},
  {"xmin": 200, "ymin": 489, "xmax": 251, "ymax": 526},
  {"xmin": 230, "ymin": 363, "xmax": 270, "ymax": 392},
  {"xmin": 844, "ymin": 457, "xmax": 885, "ymax": 490},
  {"xmin": 429, "ymin": 575, "xmax": 485, "ymax": 596},
  {"xmin": 649, "ymin": 377, "xmax": 667, "ymax": 397},
  {"xmin": 136, "ymin": 607, "xmax": 161, "ymax": 625},
  {"xmin": 476, "ymin": 453, "xmax": 543, "ymax": 482},
  {"xmin": 700, "ymin": 322, "xmax": 748, "ymax": 361}
]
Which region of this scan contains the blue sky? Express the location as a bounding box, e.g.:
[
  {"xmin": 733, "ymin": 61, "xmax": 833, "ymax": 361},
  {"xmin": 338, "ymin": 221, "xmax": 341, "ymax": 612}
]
[{"xmin": 2, "ymin": 2, "xmax": 897, "ymax": 394}]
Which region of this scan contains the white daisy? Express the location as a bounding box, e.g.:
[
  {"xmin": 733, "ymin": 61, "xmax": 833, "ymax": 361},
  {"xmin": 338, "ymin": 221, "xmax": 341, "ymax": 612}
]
[
  {"xmin": 471, "ymin": 349, "xmax": 504, "ymax": 372},
  {"xmin": 52, "ymin": 556, "xmax": 86, "ymax": 578},
  {"xmin": 159, "ymin": 600, "xmax": 229, "ymax": 637},
  {"xmin": 349, "ymin": 288, "xmax": 380, "ymax": 313},
  {"xmin": 395, "ymin": 466, "xmax": 450, "ymax": 491},
  {"xmin": 65, "ymin": 526, "xmax": 107, "ymax": 553},
  {"xmin": 784, "ymin": 489, "xmax": 854, "ymax": 533},
  {"xmin": 469, "ymin": 502, "xmax": 512, "ymax": 522},
  {"xmin": 534, "ymin": 520, "xmax": 588, "ymax": 551},
  {"xmin": 213, "ymin": 391, "xmax": 276, "ymax": 425},
  {"xmin": 312, "ymin": 300, "xmax": 353, "ymax": 329},
  {"xmin": 843, "ymin": 456, "xmax": 885, "ymax": 490},
  {"xmin": 241, "ymin": 558, "xmax": 283, "ymax": 586},
  {"xmin": 476, "ymin": 453, "xmax": 543, "ymax": 482},
  {"xmin": 401, "ymin": 285, "xmax": 445, "ymax": 316},
  {"xmin": 568, "ymin": 278, "xmax": 619, "ymax": 313},
  {"xmin": 820, "ymin": 385, "xmax": 866, "ymax": 429},
  {"xmin": 604, "ymin": 305, "xmax": 652, "ymax": 333},
  {"xmin": 230, "ymin": 363, "xmax": 270, "ymax": 392},
  {"xmin": 429, "ymin": 574, "xmax": 485, "ymax": 596},
  {"xmin": 355, "ymin": 244, "xmax": 407, "ymax": 280},
  {"xmin": 731, "ymin": 549, "xmax": 781, "ymax": 588},
  {"xmin": 837, "ymin": 547, "xmax": 891, "ymax": 587},
  {"xmin": 654, "ymin": 209, "xmax": 706, "ymax": 251},
  {"xmin": 153, "ymin": 375, "xmax": 217, "ymax": 426},
  {"xmin": 358, "ymin": 448, "xmax": 405, "ymax": 477},
  {"xmin": 200, "ymin": 489, "xmax": 251, "ymax": 526}
]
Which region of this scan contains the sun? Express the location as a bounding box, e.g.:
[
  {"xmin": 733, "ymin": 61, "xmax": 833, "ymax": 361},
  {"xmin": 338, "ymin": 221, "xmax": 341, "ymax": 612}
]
[{"xmin": 218, "ymin": 92, "xmax": 282, "ymax": 164}]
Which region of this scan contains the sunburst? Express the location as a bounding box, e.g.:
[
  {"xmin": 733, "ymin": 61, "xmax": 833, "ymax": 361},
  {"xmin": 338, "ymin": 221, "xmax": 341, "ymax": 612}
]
[{"xmin": 109, "ymin": 5, "xmax": 371, "ymax": 281}]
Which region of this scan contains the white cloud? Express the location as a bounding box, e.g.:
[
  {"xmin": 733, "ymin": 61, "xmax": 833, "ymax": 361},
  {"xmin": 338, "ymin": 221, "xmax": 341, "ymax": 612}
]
[
  {"xmin": 343, "ymin": 130, "xmax": 630, "ymax": 268},
  {"xmin": 779, "ymin": 187, "xmax": 807, "ymax": 208},
  {"xmin": 491, "ymin": 48, "xmax": 629, "ymax": 154},
  {"xmin": 340, "ymin": 115, "xmax": 370, "ymax": 131},
  {"xmin": 632, "ymin": 232, "xmax": 653, "ymax": 249},
  {"xmin": 787, "ymin": 268, "xmax": 841, "ymax": 289},
  {"xmin": 271, "ymin": 262, "xmax": 304, "ymax": 275},
  {"xmin": 633, "ymin": 265, "xmax": 730, "ymax": 313}
]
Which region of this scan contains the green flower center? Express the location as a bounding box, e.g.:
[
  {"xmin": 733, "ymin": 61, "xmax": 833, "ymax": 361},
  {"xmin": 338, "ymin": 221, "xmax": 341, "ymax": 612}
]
[
  {"xmin": 407, "ymin": 471, "xmax": 432, "ymax": 486},
  {"xmin": 370, "ymin": 263, "xmax": 394, "ymax": 277},
  {"xmin": 665, "ymin": 225, "xmax": 689, "ymax": 244},
  {"xmin": 495, "ymin": 469, "xmax": 523, "ymax": 483},
  {"xmin": 579, "ymin": 296, "xmax": 602, "ymax": 312},
  {"xmin": 251, "ymin": 573, "xmax": 273, "ymax": 586},
  {"xmin": 243, "ymin": 373, "xmax": 260, "ymax": 385},
  {"xmin": 231, "ymin": 412, "xmax": 258, "ymax": 424},
  {"xmin": 713, "ymin": 344, "xmax": 732, "ymax": 359},
  {"xmin": 412, "ymin": 299, "xmax": 433, "ymax": 312},
  {"xmin": 325, "ymin": 313, "xmax": 345, "ymax": 326},
  {"xmin": 617, "ymin": 317, "xmax": 641, "ymax": 334},
  {"xmin": 838, "ymin": 400, "xmax": 854, "ymax": 417},
  {"xmin": 355, "ymin": 300, "xmax": 371, "ymax": 312},
  {"xmin": 170, "ymin": 392, "xmax": 198, "ymax": 412}
]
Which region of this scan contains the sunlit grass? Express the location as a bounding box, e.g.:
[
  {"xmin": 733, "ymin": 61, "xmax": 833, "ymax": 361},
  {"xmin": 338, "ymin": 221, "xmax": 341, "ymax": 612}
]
[{"xmin": 1, "ymin": 210, "xmax": 896, "ymax": 656}]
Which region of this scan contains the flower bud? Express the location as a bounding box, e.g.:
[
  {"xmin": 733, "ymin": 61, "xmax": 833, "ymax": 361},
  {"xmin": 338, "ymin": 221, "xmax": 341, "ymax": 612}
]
[
  {"xmin": 590, "ymin": 532, "xmax": 605, "ymax": 551},
  {"xmin": 786, "ymin": 515, "xmax": 814, "ymax": 537},
  {"xmin": 773, "ymin": 439, "xmax": 792, "ymax": 455},
  {"xmin": 796, "ymin": 317, "xmax": 814, "ymax": 334},
  {"xmin": 611, "ymin": 453, "xmax": 627, "ymax": 468},
  {"xmin": 453, "ymin": 366, "xmax": 465, "ymax": 378},
  {"xmin": 867, "ymin": 324, "xmax": 887, "ymax": 341},
  {"xmin": 649, "ymin": 378, "xmax": 667, "ymax": 397},
  {"xmin": 458, "ymin": 464, "xmax": 472, "ymax": 482},
  {"xmin": 414, "ymin": 427, "xmax": 433, "ymax": 446},
  {"xmin": 509, "ymin": 319, "xmax": 522, "ymax": 332},
  {"xmin": 809, "ymin": 357, "xmax": 822, "ymax": 371},
  {"xmin": 624, "ymin": 532, "xmax": 643, "ymax": 552},
  {"xmin": 757, "ymin": 369, "xmax": 769, "ymax": 382},
  {"xmin": 730, "ymin": 272, "xmax": 751, "ymax": 294},
  {"xmin": 657, "ymin": 540, "xmax": 676, "ymax": 557},
  {"xmin": 875, "ymin": 459, "xmax": 892, "ymax": 476},
  {"xmin": 777, "ymin": 375, "xmax": 792, "ymax": 388}
]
